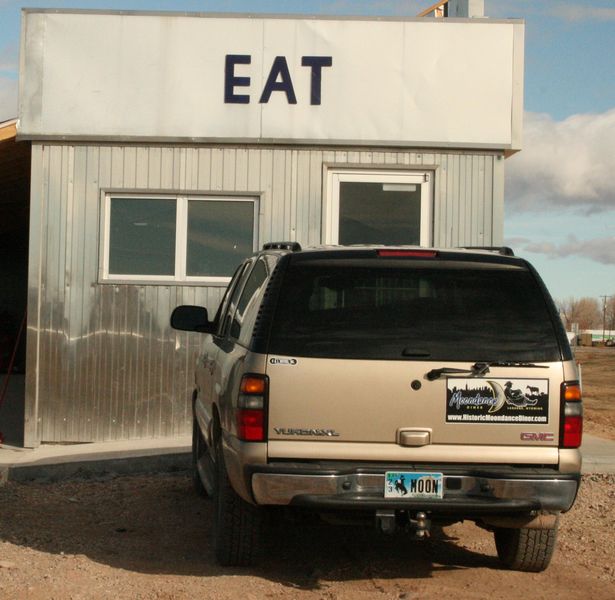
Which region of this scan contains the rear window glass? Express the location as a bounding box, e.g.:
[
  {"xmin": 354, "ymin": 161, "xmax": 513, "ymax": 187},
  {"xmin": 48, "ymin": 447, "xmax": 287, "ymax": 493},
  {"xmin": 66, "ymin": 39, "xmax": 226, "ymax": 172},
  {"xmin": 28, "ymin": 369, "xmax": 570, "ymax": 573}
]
[{"xmin": 268, "ymin": 262, "xmax": 560, "ymax": 361}]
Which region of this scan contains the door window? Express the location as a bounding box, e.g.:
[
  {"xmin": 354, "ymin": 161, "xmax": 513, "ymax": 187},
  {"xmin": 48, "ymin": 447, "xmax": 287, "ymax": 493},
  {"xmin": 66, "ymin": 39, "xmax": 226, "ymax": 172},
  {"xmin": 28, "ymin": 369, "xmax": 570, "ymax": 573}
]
[{"xmin": 325, "ymin": 170, "xmax": 432, "ymax": 246}]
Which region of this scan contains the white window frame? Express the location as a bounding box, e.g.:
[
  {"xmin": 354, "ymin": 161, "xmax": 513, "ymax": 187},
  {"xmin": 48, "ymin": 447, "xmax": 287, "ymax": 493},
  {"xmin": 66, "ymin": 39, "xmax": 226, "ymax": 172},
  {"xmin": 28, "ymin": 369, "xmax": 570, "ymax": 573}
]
[
  {"xmin": 100, "ymin": 193, "xmax": 259, "ymax": 285},
  {"xmin": 324, "ymin": 169, "xmax": 433, "ymax": 246}
]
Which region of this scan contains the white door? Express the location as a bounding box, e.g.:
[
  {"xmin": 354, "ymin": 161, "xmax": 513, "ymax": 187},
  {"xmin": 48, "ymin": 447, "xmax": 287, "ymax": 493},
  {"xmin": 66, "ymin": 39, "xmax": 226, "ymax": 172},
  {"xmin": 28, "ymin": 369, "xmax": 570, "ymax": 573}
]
[{"xmin": 324, "ymin": 170, "xmax": 432, "ymax": 246}]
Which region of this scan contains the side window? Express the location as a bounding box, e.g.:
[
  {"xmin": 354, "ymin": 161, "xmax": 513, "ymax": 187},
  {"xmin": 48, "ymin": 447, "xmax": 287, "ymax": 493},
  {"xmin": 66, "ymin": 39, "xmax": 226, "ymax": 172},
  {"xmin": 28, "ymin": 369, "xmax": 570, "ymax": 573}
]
[
  {"xmin": 102, "ymin": 194, "xmax": 259, "ymax": 284},
  {"xmin": 230, "ymin": 259, "xmax": 269, "ymax": 344},
  {"xmin": 216, "ymin": 261, "xmax": 252, "ymax": 337}
]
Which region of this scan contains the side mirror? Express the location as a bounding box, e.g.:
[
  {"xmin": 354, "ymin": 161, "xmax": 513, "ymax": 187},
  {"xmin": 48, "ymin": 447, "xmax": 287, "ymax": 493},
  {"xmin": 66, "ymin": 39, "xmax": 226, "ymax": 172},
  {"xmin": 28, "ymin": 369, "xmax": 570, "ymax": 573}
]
[{"xmin": 170, "ymin": 305, "xmax": 213, "ymax": 333}]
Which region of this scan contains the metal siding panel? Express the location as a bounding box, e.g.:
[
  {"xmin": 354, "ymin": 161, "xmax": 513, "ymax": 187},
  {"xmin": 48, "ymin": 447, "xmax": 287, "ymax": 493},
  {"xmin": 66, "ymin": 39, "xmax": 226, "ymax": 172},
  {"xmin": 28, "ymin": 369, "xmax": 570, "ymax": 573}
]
[
  {"xmin": 148, "ymin": 147, "xmax": 162, "ymax": 189},
  {"xmin": 177, "ymin": 147, "xmax": 187, "ymax": 191},
  {"xmin": 270, "ymin": 150, "xmax": 287, "ymax": 242},
  {"xmin": 484, "ymin": 156, "xmax": 494, "ymax": 245},
  {"xmin": 247, "ymin": 149, "xmax": 261, "ymax": 194},
  {"xmin": 309, "ymin": 150, "xmax": 323, "ymax": 245},
  {"xmin": 24, "ymin": 145, "xmax": 46, "ymax": 447},
  {"xmin": 235, "ymin": 148, "xmax": 249, "ymax": 192},
  {"xmin": 450, "ymin": 153, "xmax": 461, "ymax": 247},
  {"xmin": 42, "ymin": 145, "xmax": 67, "ymax": 442},
  {"xmin": 492, "ymin": 154, "xmax": 505, "ymax": 244},
  {"xmin": 476, "ymin": 155, "xmax": 486, "ymax": 244},
  {"xmin": 432, "ymin": 154, "xmax": 445, "ymax": 247},
  {"xmin": 28, "ymin": 143, "xmax": 499, "ymax": 443},
  {"xmin": 197, "ymin": 148, "xmax": 212, "ymax": 190},
  {"xmin": 136, "ymin": 147, "xmax": 149, "ymax": 188},
  {"xmin": 66, "ymin": 145, "xmax": 83, "ymax": 442},
  {"xmin": 211, "ymin": 148, "xmax": 223, "ymax": 191},
  {"xmin": 123, "ymin": 147, "xmax": 138, "ymax": 188},
  {"xmin": 110, "ymin": 146, "xmax": 124, "ymax": 188},
  {"xmin": 259, "ymin": 149, "xmax": 274, "ymax": 244},
  {"xmin": 465, "ymin": 155, "xmax": 473, "ymax": 245},
  {"xmin": 288, "ymin": 151, "xmax": 297, "ymax": 242},
  {"xmin": 223, "ymin": 148, "xmax": 236, "ymax": 191},
  {"xmin": 295, "ymin": 151, "xmax": 312, "ymax": 246},
  {"xmin": 185, "ymin": 147, "xmax": 199, "ymax": 191}
]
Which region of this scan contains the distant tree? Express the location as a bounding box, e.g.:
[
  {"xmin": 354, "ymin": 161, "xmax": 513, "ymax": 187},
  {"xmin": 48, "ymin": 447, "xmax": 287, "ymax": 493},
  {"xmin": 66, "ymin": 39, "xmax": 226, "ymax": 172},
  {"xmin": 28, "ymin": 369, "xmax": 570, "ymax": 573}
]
[{"xmin": 557, "ymin": 297, "xmax": 601, "ymax": 330}]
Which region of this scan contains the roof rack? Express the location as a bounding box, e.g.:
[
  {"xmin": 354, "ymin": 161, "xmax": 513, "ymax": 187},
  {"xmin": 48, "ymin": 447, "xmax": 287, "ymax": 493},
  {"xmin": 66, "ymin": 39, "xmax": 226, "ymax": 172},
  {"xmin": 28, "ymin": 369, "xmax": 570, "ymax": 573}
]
[
  {"xmin": 459, "ymin": 246, "xmax": 515, "ymax": 256},
  {"xmin": 262, "ymin": 241, "xmax": 302, "ymax": 252}
]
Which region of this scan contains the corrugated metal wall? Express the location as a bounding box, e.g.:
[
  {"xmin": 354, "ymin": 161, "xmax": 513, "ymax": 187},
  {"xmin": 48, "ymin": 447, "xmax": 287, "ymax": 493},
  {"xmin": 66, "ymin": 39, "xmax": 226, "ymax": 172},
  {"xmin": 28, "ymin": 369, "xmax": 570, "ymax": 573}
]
[{"xmin": 24, "ymin": 143, "xmax": 504, "ymax": 446}]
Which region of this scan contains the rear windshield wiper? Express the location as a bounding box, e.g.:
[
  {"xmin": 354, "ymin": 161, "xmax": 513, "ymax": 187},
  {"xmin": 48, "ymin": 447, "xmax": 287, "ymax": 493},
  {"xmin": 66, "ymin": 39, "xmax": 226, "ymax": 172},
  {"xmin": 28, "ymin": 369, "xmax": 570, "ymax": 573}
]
[{"xmin": 426, "ymin": 361, "xmax": 548, "ymax": 381}]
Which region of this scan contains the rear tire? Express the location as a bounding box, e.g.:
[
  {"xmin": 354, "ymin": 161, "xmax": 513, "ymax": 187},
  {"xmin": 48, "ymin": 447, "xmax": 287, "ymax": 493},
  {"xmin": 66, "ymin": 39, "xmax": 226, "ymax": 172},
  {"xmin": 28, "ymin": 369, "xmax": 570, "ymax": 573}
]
[
  {"xmin": 494, "ymin": 520, "xmax": 558, "ymax": 572},
  {"xmin": 213, "ymin": 436, "xmax": 262, "ymax": 566},
  {"xmin": 192, "ymin": 418, "xmax": 208, "ymax": 497}
]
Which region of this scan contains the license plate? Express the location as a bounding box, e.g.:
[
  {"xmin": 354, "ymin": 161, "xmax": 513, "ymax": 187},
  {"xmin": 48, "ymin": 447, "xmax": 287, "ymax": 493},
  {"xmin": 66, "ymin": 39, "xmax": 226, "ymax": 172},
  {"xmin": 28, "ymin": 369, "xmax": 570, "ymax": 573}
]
[{"xmin": 384, "ymin": 472, "xmax": 444, "ymax": 499}]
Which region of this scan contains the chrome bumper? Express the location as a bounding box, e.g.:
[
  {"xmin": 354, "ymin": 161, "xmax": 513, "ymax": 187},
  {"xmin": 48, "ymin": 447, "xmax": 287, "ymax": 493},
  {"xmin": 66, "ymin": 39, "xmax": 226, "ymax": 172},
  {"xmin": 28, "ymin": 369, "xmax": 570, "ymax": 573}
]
[{"xmin": 251, "ymin": 471, "xmax": 579, "ymax": 512}]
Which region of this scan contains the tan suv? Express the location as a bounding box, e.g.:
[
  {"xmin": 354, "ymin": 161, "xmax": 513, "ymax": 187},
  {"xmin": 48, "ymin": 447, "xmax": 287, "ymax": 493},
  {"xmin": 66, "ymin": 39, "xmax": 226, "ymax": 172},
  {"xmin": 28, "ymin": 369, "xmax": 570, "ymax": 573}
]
[{"xmin": 171, "ymin": 243, "xmax": 582, "ymax": 571}]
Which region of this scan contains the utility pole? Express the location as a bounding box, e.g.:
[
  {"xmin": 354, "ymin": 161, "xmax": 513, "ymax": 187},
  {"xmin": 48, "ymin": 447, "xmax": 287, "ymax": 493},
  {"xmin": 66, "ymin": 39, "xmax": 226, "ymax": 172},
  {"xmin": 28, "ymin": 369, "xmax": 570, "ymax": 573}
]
[{"xmin": 600, "ymin": 295, "xmax": 613, "ymax": 343}]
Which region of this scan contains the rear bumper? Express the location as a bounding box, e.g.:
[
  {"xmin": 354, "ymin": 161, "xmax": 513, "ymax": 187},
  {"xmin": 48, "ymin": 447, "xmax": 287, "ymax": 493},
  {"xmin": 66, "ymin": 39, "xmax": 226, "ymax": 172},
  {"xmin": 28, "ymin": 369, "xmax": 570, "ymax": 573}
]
[{"xmin": 250, "ymin": 466, "xmax": 580, "ymax": 514}]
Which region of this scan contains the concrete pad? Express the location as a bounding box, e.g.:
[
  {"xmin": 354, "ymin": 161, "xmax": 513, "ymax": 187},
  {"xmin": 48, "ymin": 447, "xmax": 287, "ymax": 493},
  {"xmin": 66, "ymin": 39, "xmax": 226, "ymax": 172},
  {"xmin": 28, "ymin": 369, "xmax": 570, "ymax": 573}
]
[
  {"xmin": 0, "ymin": 436, "xmax": 190, "ymax": 483},
  {"xmin": 581, "ymin": 434, "xmax": 615, "ymax": 474}
]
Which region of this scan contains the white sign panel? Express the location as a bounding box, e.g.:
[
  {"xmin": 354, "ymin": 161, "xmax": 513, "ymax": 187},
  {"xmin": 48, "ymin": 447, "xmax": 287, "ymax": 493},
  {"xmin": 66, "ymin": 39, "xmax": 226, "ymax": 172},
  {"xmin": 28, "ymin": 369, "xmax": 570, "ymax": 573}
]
[{"xmin": 19, "ymin": 11, "xmax": 524, "ymax": 149}]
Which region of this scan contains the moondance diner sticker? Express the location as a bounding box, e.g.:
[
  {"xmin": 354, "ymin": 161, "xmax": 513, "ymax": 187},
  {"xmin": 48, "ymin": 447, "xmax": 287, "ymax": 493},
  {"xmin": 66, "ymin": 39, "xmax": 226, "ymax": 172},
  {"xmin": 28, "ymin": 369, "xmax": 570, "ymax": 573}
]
[{"xmin": 446, "ymin": 378, "xmax": 549, "ymax": 424}]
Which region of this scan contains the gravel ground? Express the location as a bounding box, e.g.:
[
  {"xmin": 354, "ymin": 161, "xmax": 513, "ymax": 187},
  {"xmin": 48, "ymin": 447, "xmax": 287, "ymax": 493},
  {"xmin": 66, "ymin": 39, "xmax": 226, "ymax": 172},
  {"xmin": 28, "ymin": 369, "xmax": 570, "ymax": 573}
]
[
  {"xmin": 0, "ymin": 472, "xmax": 614, "ymax": 600},
  {"xmin": 1, "ymin": 347, "xmax": 614, "ymax": 599}
]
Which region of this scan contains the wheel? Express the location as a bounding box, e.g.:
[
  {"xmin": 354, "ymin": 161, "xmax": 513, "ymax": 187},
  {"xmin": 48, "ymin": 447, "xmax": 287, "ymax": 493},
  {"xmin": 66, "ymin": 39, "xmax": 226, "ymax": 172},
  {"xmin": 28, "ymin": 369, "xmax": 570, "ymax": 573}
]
[
  {"xmin": 192, "ymin": 418, "xmax": 208, "ymax": 497},
  {"xmin": 213, "ymin": 435, "xmax": 262, "ymax": 566},
  {"xmin": 494, "ymin": 520, "xmax": 558, "ymax": 572}
]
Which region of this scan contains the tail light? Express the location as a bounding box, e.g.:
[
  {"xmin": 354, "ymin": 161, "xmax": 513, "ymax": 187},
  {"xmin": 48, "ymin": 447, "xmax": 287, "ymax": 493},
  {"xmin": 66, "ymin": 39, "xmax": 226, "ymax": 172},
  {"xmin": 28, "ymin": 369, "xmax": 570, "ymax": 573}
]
[
  {"xmin": 236, "ymin": 374, "xmax": 268, "ymax": 442},
  {"xmin": 560, "ymin": 382, "xmax": 582, "ymax": 448}
]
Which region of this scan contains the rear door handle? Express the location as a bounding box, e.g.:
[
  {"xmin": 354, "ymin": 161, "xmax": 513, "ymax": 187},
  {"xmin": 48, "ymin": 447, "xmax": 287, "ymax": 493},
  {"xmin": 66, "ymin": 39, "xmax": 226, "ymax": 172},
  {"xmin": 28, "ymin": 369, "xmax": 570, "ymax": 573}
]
[{"xmin": 398, "ymin": 430, "xmax": 431, "ymax": 447}]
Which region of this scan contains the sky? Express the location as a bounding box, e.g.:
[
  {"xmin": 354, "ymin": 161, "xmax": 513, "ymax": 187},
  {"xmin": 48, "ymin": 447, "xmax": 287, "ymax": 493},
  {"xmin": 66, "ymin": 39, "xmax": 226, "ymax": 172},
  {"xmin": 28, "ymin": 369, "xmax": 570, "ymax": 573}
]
[{"xmin": 0, "ymin": 0, "xmax": 614, "ymax": 303}]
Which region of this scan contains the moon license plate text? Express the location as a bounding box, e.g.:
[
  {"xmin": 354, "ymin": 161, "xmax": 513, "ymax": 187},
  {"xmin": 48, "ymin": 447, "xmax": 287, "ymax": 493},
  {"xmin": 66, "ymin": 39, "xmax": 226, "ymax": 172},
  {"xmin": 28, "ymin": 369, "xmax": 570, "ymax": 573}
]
[{"xmin": 384, "ymin": 472, "xmax": 444, "ymax": 499}]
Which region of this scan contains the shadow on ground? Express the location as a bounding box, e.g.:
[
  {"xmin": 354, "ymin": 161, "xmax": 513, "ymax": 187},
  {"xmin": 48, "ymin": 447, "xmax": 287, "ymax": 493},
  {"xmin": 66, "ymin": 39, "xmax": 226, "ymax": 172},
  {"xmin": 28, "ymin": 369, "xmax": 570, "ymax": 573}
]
[{"xmin": 0, "ymin": 472, "xmax": 499, "ymax": 589}]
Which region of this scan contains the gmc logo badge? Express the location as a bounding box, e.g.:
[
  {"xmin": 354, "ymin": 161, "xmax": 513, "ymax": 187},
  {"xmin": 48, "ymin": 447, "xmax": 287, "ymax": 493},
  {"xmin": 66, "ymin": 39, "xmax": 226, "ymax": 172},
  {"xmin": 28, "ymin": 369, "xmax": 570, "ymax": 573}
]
[{"xmin": 520, "ymin": 432, "xmax": 555, "ymax": 442}]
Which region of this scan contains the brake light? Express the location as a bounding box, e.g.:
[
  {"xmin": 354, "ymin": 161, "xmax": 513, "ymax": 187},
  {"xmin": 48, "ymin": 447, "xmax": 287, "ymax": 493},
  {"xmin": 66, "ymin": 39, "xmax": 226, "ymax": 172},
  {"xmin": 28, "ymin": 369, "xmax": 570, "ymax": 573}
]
[
  {"xmin": 560, "ymin": 382, "xmax": 582, "ymax": 449},
  {"xmin": 236, "ymin": 374, "xmax": 268, "ymax": 442},
  {"xmin": 237, "ymin": 409, "xmax": 265, "ymax": 441},
  {"xmin": 377, "ymin": 250, "xmax": 437, "ymax": 258}
]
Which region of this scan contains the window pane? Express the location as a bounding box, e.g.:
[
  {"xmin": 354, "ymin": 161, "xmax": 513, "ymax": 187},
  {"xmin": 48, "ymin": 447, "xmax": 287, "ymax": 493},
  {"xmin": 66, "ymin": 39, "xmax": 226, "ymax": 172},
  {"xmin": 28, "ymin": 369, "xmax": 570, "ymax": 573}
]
[
  {"xmin": 231, "ymin": 259, "xmax": 268, "ymax": 343},
  {"xmin": 269, "ymin": 263, "xmax": 560, "ymax": 362},
  {"xmin": 187, "ymin": 200, "xmax": 254, "ymax": 277},
  {"xmin": 109, "ymin": 198, "xmax": 176, "ymax": 276},
  {"xmin": 339, "ymin": 182, "xmax": 421, "ymax": 245}
]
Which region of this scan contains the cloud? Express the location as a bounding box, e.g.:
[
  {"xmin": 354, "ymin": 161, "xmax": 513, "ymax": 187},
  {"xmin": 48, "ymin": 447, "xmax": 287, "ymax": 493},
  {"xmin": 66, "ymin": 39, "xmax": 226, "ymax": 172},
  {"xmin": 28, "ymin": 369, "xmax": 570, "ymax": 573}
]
[
  {"xmin": 513, "ymin": 234, "xmax": 615, "ymax": 265},
  {"xmin": 0, "ymin": 75, "xmax": 18, "ymax": 122},
  {"xmin": 553, "ymin": 5, "xmax": 615, "ymax": 22},
  {"xmin": 324, "ymin": 0, "xmax": 425, "ymax": 15},
  {"xmin": 486, "ymin": 1, "xmax": 615, "ymax": 21},
  {"xmin": 505, "ymin": 108, "xmax": 615, "ymax": 214}
]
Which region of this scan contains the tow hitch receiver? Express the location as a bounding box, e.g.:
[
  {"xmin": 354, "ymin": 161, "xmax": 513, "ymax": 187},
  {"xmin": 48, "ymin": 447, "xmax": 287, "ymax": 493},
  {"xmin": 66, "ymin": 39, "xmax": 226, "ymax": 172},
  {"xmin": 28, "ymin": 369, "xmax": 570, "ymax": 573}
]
[
  {"xmin": 376, "ymin": 510, "xmax": 431, "ymax": 538},
  {"xmin": 376, "ymin": 510, "xmax": 397, "ymax": 534}
]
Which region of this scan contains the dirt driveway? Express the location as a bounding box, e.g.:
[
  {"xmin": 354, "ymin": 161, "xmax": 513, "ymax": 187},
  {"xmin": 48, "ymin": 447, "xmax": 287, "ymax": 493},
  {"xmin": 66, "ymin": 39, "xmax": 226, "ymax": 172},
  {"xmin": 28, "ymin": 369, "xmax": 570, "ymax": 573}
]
[
  {"xmin": 0, "ymin": 473, "xmax": 614, "ymax": 600},
  {"xmin": 1, "ymin": 347, "xmax": 614, "ymax": 599},
  {"xmin": 575, "ymin": 346, "xmax": 615, "ymax": 440}
]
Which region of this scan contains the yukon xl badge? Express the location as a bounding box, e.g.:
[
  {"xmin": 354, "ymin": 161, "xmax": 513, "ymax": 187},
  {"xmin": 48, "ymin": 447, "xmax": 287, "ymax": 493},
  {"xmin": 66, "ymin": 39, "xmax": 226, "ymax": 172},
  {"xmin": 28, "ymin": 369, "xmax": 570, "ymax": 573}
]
[{"xmin": 274, "ymin": 427, "xmax": 340, "ymax": 437}]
